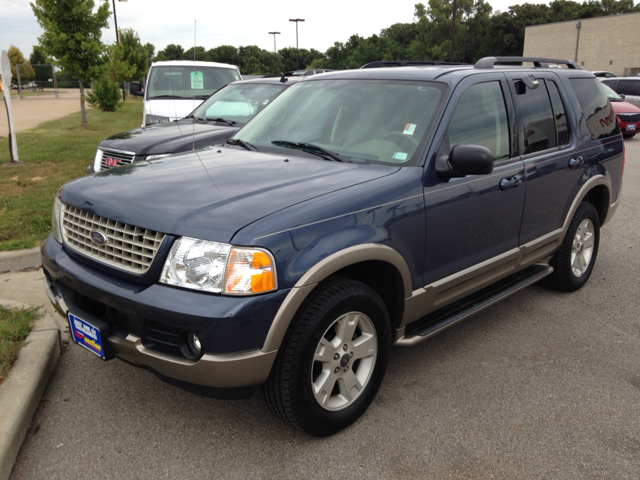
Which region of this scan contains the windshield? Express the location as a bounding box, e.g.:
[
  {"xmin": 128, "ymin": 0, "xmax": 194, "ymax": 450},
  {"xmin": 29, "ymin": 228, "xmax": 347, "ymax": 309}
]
[
  {"xmin": 601, "ymin": 83, "xmax": 622, "ymax": 101},
  {"xmin": 147, "ymin": 65, "xmax": 241, "ymax": 100},
  {"xmin": 190, "ymin": 83, "xmax": 288, "ymax": 124},
  {"xmin": 232, "ymin": 79, "xmax": 447, "ymax": 166}
]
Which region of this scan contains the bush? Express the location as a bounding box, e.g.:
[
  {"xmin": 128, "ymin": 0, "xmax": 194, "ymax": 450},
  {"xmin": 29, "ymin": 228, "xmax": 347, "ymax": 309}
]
[{"xmin": 87, "ymin": 76, "xmax": 121, "ymax": 112}]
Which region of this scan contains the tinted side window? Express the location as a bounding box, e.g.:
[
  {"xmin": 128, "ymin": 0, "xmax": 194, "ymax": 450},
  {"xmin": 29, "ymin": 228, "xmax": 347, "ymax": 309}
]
[
  {"xmin": 600, "ymin": 79, "xmax": 619, "ymax": 91},
  {"xmin": 446, "ymin": 82, "xmax": 510, "ymax": 161},
  {"xmin": 617, "ymin": 80, "xmax": 640, "ymax": 96},
  {"xmin": 569, "ymin": 78, "xmax": 620, "ymax": 140},
  {"xmin": 546, "ymin": 80, "xmax": 570, "ymax": 146},
  {"xmin": 516, "ymin": 80, "xmax": 557, "ymax": 154}
]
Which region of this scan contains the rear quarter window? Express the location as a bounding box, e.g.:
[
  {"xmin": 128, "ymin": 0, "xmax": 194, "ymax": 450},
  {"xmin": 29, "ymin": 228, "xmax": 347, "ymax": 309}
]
[{"xmin": 569, "ymin": 78, "xmax": 620, "ymax": 140}]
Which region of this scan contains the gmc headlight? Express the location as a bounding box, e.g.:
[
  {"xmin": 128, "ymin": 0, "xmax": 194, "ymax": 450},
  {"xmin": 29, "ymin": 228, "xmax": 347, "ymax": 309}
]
[
  {"xmin": 51, "ymin": 197, "xmax": 63, "ymax": 243},
  {"xmin": 93, "ymin": 148, "xmax": 104, "ymax": 172},
  {"xmin": 160, "ymin": 237, "xmax": 277, "ymax": 295},
  {"xmin": 145, "ymin": 114, "xmax": 171, "ymax": 125}
]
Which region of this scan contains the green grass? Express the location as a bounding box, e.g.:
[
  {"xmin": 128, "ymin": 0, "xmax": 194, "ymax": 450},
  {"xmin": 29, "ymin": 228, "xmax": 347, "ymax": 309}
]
[
  {"xmin": 0, "ymin": 98, "xmax": 143, "ymax": 250},
  {"xmin": 0, "ymin": 305, "xmax": 41, "ymax": 383}
]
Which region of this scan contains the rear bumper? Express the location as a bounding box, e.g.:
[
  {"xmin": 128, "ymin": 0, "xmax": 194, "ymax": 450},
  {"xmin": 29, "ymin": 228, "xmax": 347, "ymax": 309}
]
[{"xmin": 42, "ymin": 235, "xmax": 284, "ymax": 391}]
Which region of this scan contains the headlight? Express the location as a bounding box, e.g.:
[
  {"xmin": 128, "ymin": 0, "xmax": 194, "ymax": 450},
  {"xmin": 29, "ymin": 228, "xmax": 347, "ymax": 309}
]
[
  {"xmin": 93, "ymin": 148, "xmax": 103, "ymax": 172},
  {"xmin": 160, "ymin": 237, "xmax": 277, "ymax": 295},
  {"xmin": 145, "ymin": 114, "xmax": 171, "ymax": 125},
  {"xmin": 51, "ymin": 197, "xmax": 63, "ymax": 243}
]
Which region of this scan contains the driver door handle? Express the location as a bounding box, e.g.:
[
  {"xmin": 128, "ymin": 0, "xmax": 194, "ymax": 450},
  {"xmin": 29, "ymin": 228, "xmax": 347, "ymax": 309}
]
[
  {"xmin": 500, "ymin": 174, "xmax": 523, "ymax": 191},
  {"xmin": 569, "ymin": 156, "xmax": 584, "ymax": 169}
]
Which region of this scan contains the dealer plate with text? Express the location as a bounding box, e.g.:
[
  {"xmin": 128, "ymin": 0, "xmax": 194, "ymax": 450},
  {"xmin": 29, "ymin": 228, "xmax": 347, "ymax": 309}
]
[
  {"xmin": 626, "ymin": 124, "xmax": 637, "ymax": 131},
  {"xmin": 68, "ymin": 313, "xmax": 106, "ymax": 359}
]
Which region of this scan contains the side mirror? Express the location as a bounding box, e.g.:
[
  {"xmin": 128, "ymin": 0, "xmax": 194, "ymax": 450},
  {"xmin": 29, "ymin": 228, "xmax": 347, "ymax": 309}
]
[
  {"xmin": 130, "ymin": 81, "xmax": 144, "ymax": 97},
  {"xmin": 436, "ymin": 144, "xmax": 494, "ymax": 179}
]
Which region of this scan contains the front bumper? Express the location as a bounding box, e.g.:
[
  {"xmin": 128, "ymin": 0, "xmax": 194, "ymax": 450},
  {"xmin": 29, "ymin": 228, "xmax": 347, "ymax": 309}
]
[{"xmin": 42, "ymin": 235, "xmax": 286, "ymax": 390}]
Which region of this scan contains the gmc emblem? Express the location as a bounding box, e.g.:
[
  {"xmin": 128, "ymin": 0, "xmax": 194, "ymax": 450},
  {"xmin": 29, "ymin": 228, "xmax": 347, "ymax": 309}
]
[{"xmin": 104, "ymin": 157, "xmax": 120, "ymax": 167}]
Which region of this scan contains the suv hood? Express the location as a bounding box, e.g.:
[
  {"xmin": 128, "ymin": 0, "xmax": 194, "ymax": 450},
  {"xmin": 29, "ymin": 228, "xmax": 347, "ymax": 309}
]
[
  {"xmin": 99, "ymin": 121, "xmax": 238, "ymax": 156},
  {"xmin": 61, "ymin": 148, "xmax": 399, "ymax": 243}
]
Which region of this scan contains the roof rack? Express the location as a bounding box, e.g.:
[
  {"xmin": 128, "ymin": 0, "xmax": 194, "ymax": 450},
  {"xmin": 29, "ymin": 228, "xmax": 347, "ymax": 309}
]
[
  {"xmin": 360, "ymin": 60, "xmax": 467, "ymax": 69},
  {"xmin": 474, "ymin": 56, "xmax": 581, "ymax": 70}
]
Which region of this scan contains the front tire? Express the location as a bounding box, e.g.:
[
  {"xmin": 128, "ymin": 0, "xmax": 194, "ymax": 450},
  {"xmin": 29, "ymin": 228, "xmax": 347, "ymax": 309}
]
[
  {"xmin": 546, "ymin": 202, "xmax": 600, "ymax": 292},
  {"xmin": 264, "ymin": 278, "xmax": 391, "ymax": 436}
]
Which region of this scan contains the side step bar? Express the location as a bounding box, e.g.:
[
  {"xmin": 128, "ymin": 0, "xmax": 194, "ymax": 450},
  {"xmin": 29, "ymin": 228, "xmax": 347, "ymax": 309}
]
[{"xmin": 395, "ymin": 264, "xmax": 552, "ymax": 347}]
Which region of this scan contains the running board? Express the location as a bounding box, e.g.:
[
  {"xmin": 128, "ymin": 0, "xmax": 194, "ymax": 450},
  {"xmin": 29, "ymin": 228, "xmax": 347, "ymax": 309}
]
[{"xmin": 395, "ymin": 264, "xmax": 552, "ymax": 347}]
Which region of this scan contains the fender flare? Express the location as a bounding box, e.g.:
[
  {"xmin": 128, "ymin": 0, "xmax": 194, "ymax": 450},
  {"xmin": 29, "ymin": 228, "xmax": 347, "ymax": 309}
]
[
  {"xmin": 261, "ymin": 243, "xmax": 412, "ymax": 352},
  {"xmin": 562, "ymin": 175, "xmax": 611, "ymax": 231}
]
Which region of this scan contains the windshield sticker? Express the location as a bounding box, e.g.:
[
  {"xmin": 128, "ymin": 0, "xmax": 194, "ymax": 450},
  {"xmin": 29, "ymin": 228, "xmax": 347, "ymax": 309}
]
[
  {"xmin": 392, "ymin": 152, "xmax": 408, "ymax": 161},
  {"xmin": 191, "ymin": 71, "xmax": 204, "ymax": 89},
  {"xmin": 403, "ymin": 123, "xmax": 417, "ymax": 135},
  {"xmin": 262, "ymin": 99, "xmax": 270, "ymax": 105}
]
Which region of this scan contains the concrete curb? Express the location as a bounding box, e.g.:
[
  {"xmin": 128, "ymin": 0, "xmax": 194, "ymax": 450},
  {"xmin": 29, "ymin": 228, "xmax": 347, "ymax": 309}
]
[
  {"xmin": 0, "ymin": 300, "xmax": 61, "ymax": 480},
  {"xmin": 0, "ymin": 248, "xmax": 41, "ymax": 273}
]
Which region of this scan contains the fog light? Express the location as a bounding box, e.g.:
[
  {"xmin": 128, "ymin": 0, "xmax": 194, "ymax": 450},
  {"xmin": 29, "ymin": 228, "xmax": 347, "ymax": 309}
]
[{"xmin": 188, "ymin": 333, "xmax": 202, "ymax": 357}]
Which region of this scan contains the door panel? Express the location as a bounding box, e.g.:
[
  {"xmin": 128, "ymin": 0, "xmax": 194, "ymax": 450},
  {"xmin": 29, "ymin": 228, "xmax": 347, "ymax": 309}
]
[{"xmin": 423, "ymin": 75, "xmax": 525, "ymax": 286}]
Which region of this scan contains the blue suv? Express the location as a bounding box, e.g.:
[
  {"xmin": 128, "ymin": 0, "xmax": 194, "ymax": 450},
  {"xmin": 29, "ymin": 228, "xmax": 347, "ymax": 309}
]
[{"xmin": 42, "ymin": 57, "xmax": 624, "ymax": 436}]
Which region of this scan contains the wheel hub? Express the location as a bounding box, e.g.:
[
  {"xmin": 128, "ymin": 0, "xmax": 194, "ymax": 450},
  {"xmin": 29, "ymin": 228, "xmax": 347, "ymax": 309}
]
[
  {"xmin": 311, "ymin": 311, "xmax": 378, "ymax": 411},
  {"xmin": 340, "ymin": 353, "xmax": 350, "ymax": 367}
]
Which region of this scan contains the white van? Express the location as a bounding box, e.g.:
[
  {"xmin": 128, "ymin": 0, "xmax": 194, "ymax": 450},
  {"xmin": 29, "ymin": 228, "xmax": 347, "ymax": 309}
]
[{"xmin": 133, "ymin": 60, "xmax": 242, "ymax": 126}]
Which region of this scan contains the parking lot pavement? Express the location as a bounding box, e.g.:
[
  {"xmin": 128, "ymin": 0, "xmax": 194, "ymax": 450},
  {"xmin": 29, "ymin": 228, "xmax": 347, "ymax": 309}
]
[
  {"xmin": 9, "ymin": 140, "xmax": 640, "ymax": 479},
  {"xmin": 0, "ymin": 92, "xmax": 83, "ymax": 136}
]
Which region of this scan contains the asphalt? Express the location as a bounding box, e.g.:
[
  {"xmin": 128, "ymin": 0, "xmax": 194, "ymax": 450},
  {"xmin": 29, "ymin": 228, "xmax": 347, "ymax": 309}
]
[{"xmin": 1, "ymin": 139, "xmax": 639, "ymax": 479}]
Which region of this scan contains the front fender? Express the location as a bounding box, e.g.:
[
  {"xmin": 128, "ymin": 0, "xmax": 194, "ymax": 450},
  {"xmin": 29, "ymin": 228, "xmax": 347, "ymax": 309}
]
[{"xmin": 261, "ymin": 242, "xmax": 412, "ymax": 352}]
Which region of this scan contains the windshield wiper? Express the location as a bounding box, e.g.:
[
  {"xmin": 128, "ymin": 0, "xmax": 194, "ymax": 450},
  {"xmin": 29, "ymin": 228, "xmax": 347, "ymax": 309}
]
[
  {"xmin": 207, "ymin": 117, "xmax": 236, "ymax": 127},
  {"xmin": 149, "ymin": 95, "xmax": 184, "ymax": 99},
  {"xmin": 226, "ymin": 138, "xmax": 258, "ymax": 151},
  {"xmin": 193, "ymin": 95, "xmax": 211, "ymax": 99},
  {"xmin": 271, "ymin": 141, "xmax": 351, "ymax": 163}
]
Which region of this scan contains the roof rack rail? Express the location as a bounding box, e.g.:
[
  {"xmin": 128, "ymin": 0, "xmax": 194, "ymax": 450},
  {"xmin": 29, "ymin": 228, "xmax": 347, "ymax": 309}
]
[
  {"xmin": 475, "ymin": 56, "xmax": 581, "ymax": 70},
  {"xmin": 360, "ymin": 60, "xmax": 467, "ymax": 69}
]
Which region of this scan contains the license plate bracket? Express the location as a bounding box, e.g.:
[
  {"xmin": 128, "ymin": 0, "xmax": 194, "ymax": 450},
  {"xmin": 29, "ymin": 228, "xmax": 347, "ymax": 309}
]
[{"xmin": 68, "ymin": 312, "xmax": 113, "ymax": 360}]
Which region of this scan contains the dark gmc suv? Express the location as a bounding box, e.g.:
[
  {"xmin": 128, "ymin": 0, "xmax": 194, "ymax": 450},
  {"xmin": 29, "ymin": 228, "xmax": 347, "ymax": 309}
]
[{"xmin": 42, "ymin": 57, "xmax": 624, "ymax": 437}]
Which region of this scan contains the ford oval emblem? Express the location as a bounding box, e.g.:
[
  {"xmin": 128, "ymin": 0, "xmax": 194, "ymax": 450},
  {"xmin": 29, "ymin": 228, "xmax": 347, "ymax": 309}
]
[{"xmin": 90, "ymin": 230, "xmax": 107, "ymax": 246}]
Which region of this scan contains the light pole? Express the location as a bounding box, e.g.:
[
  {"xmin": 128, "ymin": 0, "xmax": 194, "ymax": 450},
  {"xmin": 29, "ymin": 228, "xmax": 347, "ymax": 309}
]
[
  {"xmin": 268, "ymin": 31, "xmax": 281, "ymax": 57},
  {"xmin": 289, "ymin": 18, "xmax": 305, "ymax": 70},
  {"xmin": 269, "ymin": 31, "xmax": 281, "ymax": 74},
  {"xmin": 107, "ymin": 0, "xmax": 127, "ymax": 42}
]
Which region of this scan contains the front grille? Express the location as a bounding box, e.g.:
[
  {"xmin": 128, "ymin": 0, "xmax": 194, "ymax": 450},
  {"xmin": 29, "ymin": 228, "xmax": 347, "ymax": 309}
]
[
  {"xmin": 100, "ymin": 148, "xmax": 135, "ymax": 170},
  {"xmin": 61, "ymin": 204, "xmax": 166, "ymax": 274},
  {"xmin": 617, "ymin": 112, "xmax": 640, "ymax": 122}
]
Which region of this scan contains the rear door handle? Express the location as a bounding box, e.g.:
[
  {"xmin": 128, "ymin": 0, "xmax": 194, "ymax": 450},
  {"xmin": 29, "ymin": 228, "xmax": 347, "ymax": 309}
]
[
  {"xmin": 500, "ymin": 174, "xmax": 523, "ymax": 191},
  {"xmin": 569, "ymin": 156, "xmax": 584, "ymax": 169}
]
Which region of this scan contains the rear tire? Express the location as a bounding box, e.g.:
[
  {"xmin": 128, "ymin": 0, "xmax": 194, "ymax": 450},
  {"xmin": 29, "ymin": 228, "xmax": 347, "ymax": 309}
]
[
  {"xmin": 264, "ymin": 278, "xmax": 391, "ymax": 437},
  {"xmin": 545, "ymin": 202, "xmax": 600, "ymax": 292}
]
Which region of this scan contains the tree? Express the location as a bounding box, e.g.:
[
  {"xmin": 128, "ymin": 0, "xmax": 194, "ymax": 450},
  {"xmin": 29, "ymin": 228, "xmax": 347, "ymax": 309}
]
[
  {"xmin": 119, "ymin": 28, "xmax": 149, "ymax": 82},
  {"xmin": 29, "ymin": 46, "xmax": 50, "ymax": 84},
  {"xmin": 143, "ymin": 42, "xmax": 155, "ymax": 60},
  {"xmin": 207, "ymin": 45, "xmax": 239, "ymax": 65},
  {"xmin": 8, "ymin": 46, "xmax": 35, "ymax": 85},
  {"xmin": 31, "ymin": 0, "xmax": 110, "ymax": 126},
  {"xmin": 156, "ymin": 44, "xmax": 184, "ymax": 61}
]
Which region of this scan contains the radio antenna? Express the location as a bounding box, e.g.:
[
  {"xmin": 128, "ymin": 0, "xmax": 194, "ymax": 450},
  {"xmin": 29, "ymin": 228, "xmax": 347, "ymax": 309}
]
[{"xmin": 192, "ymin": 19, "xmax": 197, "ymax": 151}]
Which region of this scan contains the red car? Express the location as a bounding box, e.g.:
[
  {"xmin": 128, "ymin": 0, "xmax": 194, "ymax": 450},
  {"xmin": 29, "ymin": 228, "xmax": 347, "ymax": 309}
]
[{"xmin": 601, "ymin": 83, "xmax": 640, "ymax": 138}]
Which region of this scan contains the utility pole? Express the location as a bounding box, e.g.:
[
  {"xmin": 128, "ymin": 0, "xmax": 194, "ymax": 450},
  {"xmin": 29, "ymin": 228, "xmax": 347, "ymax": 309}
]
[
  {"xmin": 450, "ymin": 0, "xmax": 457, "ymax": 62},
  {"xmin": 289, "ymin": 18, "xmax": 305, "ymax": 70}
]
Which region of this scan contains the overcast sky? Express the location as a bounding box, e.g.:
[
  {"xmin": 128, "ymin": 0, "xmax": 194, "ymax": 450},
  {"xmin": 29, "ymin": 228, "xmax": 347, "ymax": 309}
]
[{"xmin": 2, "ymin": 0, "xmax": 549, "ymax": 60}]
